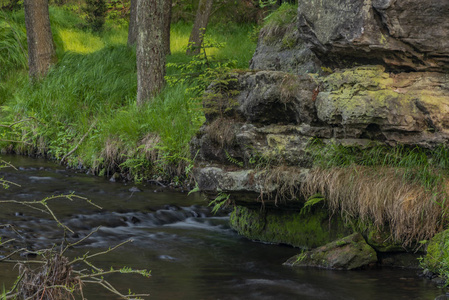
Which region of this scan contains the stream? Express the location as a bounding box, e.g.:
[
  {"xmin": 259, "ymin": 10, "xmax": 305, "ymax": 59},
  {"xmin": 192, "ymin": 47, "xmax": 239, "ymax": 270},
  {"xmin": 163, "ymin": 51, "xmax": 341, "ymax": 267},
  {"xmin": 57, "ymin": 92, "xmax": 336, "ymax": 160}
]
[{"xmin": 0, "ymin": 155, "xmax": 446, "ymax": 300}]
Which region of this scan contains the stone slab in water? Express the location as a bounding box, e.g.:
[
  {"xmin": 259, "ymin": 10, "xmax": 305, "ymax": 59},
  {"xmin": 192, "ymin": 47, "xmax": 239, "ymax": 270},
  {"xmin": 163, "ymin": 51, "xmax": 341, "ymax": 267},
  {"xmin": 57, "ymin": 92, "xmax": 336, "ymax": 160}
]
[{"xmin": 284, "ymin": 232, "xmax": 378, "ymax": 270}]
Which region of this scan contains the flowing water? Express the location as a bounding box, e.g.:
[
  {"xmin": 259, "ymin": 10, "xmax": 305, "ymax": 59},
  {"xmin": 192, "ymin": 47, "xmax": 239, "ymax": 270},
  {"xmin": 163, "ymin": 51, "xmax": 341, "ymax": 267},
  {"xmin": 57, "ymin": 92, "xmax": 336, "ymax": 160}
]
[{"xmin": 0, "ymin": 155, "xmax": 446, "ymax": 300}]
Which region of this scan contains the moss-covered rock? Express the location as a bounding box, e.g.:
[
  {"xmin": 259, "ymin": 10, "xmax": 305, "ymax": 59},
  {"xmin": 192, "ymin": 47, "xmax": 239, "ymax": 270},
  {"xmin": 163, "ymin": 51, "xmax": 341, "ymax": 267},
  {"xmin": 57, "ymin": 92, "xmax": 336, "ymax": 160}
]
[
  {"xmin": 229, "ymin": 205, "xmax": 352, "ymax": 249},
  {"xmin": 284, "ymin": 232, "xmax": 378, "ymax": 270},
  {"xmin": 366, "ymin": 227, "xmax": 405, "ymax": 252},
  {"xmin": 424, "ymin": 229, "xmax": 449, "ymax": 274}
]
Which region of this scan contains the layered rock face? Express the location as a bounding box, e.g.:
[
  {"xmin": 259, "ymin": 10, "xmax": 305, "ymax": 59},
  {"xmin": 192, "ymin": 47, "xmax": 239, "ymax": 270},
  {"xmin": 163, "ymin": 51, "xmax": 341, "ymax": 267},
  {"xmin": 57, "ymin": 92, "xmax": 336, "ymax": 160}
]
[
  {"xmin": 299, "ymin": 0, "xmax": 449, "ymax": 71},
  {"xmin": 192, "ymin": 0, "xmax": 449, "ymax": 261}
]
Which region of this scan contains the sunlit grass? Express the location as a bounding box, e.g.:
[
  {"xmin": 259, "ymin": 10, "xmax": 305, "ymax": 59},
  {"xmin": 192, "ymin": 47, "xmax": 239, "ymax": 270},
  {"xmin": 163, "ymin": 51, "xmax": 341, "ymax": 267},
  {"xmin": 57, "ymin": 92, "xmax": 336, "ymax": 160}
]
[
  {"xmin": 0, "ymin": 6, "xmax": 257, "ymax": 180},
  {"xmin": 56, "ymin": 29, "xmax": 105, "ymax": 53}
]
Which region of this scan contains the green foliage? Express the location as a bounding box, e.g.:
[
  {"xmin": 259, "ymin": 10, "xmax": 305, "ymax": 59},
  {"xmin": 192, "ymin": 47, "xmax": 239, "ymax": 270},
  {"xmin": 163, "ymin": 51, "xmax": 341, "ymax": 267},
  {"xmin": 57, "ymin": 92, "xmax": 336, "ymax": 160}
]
[
  {"xmin": 84, "ymin": 0, "xmax": 107, "ymax": 32},
  {"xmin": 263, "ymin": 2, "xmax": 297, "ymax": 28},
  {"xmin": 422, "ymin": 230, "xmax": 449, "ymax": 286},
  {"xmin": 0, "ymin": 10, "xmax": 27, "ymax": 80},
  {"xmin": 0, "ymin": 0, "xmax": 22, "ymax": 11},
  {"xmin": 0, "ymin": 7, "xmax": 256, "ymax": 182},
  {"xmin": 258, "ymin": 0, "xmax": 276, "ymax": 8},
  {"xmin": 300, "ymin": 193, "xmax": 325, "ymax": 215},
  {"xmin": 167, "ymin": 35, "xmax": 237, "ymax": 94},
  {"xmin": 209, "ymin": 189, "xmax": 231, "ymax": 214},
  {"xmin": 106, "ymin": 0, "xmax": 130, "ymax": 23},
  {"xmin": 225, "ymin": 150, "xmax": 243, "ymax": 167}
]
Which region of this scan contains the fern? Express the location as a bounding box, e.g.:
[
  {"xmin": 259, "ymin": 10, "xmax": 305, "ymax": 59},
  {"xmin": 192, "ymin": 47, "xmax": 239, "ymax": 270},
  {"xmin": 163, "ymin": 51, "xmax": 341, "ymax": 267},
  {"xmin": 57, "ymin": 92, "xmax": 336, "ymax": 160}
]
[
  {"xmin": 300, "ymin": 193, "xmax": 325, "ymax": 215},
  {"xmin": 209, "ymin": 190, "xmax": 231, "ymax": 214},
  {"xmin": 224, "ymin": 150, "xmax": 243, "ymax": 167}
]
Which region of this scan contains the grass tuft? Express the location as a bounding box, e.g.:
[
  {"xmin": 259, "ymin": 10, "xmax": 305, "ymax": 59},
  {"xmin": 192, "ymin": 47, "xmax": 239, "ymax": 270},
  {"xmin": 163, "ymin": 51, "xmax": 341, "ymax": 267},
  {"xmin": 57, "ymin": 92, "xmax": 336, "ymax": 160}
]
[{"xmin": 303, "ymin": 141, "xmax": 449, "ymax": 246}]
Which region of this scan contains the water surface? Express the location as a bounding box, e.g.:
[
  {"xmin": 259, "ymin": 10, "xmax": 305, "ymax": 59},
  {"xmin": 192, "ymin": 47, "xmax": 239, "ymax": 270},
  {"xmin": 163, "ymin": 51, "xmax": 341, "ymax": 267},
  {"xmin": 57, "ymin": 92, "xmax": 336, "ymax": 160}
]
[{"xmin": 0, "ymin": 155, "xmax": 445, "ymax": 299}]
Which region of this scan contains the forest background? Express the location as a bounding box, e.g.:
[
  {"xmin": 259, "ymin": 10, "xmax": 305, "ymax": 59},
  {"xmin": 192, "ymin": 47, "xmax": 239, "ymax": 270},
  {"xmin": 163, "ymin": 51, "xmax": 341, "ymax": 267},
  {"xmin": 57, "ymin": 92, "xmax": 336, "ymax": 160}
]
[{"xmin": 0, "ymin": 0, "xmax": 293, "ymax": 185}]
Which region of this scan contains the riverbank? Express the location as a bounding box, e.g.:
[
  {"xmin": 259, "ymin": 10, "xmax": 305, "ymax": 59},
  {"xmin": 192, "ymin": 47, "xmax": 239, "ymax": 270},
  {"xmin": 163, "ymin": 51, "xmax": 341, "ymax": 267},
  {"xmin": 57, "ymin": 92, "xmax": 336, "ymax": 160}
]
[{"xmin": 0, "ymin": 6, "xmax": 256, "ymax": 185}]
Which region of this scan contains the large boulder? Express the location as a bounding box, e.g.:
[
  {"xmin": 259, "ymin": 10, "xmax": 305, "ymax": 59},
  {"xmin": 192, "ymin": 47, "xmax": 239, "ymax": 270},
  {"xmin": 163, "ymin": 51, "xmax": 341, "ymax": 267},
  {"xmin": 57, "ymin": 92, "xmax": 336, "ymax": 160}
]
[
  {"xmin": 250, "ymin": 23, "xmax": 321, "ymax": 75},
  {"xmin": 298, "ymin": 0, "xmax": 449, "ymax": 71},
  {"xmin": 284, "ymin": 233, "xmax": 378, "ymax": 270}
]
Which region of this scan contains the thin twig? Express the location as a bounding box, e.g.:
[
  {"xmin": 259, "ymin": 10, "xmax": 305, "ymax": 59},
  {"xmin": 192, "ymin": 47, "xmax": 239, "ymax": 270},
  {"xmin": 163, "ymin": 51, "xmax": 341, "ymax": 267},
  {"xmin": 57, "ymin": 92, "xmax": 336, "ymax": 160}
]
[
  {"xmin": 62, "ymin": 227, "xmax": 101, "ymax": 254},
  {"xmin": 0, "ymin": 160, "xmax": 18, "ymax": 170},
  {"xmin": 60, "ymin": 121, "xmax": 97, "ymax": 165},
  {"xmin": 0, "ymin": 139, "xmax": 33, "ymax": 145},
  {"xmin": 0, "ymin": 118, "xmax": 33, "ymax": 129},
  {"xmin": 69, "ymin": 240, "xmax": 132, "ymax": 265}
]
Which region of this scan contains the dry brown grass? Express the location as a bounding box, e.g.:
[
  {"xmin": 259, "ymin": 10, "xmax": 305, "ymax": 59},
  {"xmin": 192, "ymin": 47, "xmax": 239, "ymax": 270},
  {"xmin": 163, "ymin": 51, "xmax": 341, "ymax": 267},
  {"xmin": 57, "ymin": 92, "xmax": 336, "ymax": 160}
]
[
  {"xmin": 139, "ymin": 133, "xmax": 161, "ymax": 161},
  {"xmin": 279, "ymin": 73, "xmax": 300, "ymax": 105},
  {"xmin": 302, "ymin": 165, "xmax": 449, "ymax": 246},
  {"xmin": 100, "ymin": 137, "xmax": 124, "ymax": 171},
  {"xmin": 205, "ymin": 117, "xmax": 238, "ymax": 148},
  {"xmin": 18, "ymin": 253, "xmax": 78, "ymax": 300},
  {"xmin": 259, "ymin": 165, "xmax": 305, "ymax": 204}
]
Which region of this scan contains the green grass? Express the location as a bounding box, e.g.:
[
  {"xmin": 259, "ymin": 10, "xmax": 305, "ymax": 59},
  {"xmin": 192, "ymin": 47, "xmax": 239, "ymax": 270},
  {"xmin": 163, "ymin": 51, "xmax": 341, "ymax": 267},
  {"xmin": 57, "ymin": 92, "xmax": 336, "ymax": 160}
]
[
  {"xmin": 309, "ymin": 140, "xmax": 449, "ymax": 191},
  {"xmin": 0, "ymin": 6, "xmax": 257, "ymax": 181},
  {"xmin": 0, "ymin": 10, "xmax": 27, "ymax": 81},
  {"xmin": 263, "ymin": 2, "xmax": 298, "ymax": 29}
]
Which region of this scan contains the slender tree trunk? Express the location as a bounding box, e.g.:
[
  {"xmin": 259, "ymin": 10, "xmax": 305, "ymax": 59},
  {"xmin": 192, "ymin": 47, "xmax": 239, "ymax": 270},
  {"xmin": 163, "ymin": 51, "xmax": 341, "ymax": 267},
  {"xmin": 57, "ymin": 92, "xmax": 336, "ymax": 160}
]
[
  {"xmin": 24, "ymin": 0, "xmax": 57, "ymax": 80},
  {"xmin": 136, "ymin": 0, "xmax": 166, "ymax": 105},
  {"xmin": 163, "ymin": 0, "xmax": 172, "ymax": 55},
  {"xmin": 186, "ymin": 0, "xmax": 213, "ymax": 56},
  {"xmin": 127, "ymin": 0, "xmax": 137, "ymax": 46}
]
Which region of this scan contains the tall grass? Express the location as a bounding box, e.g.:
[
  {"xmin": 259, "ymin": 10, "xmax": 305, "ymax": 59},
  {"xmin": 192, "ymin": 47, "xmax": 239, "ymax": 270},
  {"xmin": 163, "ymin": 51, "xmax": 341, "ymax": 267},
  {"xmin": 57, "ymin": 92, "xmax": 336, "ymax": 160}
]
[
  {"xmin": 0, "ymin": 6, "xmax": 257, "ymax": 181},
  {"xmin": 0, "ymin": 10, "xmax": 27, "ymax": 79},
  {"xmin": 303, "ymin": 141, "xmax": 449, "ymax": 246}
]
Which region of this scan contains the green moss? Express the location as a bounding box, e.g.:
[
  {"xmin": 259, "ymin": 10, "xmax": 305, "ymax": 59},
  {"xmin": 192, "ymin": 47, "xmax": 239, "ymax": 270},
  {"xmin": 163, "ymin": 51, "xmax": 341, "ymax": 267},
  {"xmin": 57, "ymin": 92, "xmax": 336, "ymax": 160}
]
[
  {"xmin": 230, "ymin": 205, "xmax": 352, "ymax": 249},
  {"xmin": 424, "ymin": 229, "xmax": 449, "ymax": 274},
  {"xmin": 264, "ymin": 3, "xmax": 298, "ymax": 29},
  {"xmin": 281, "ymin": 34, "xmax": 296, "ymax": 49},
  {"xmin": 285, "ymin": 233, "xmax": 378, "ymax": 270},
  {"xmin": 367, "ymin": 228, "xmax": 404, "ymax": 252}
]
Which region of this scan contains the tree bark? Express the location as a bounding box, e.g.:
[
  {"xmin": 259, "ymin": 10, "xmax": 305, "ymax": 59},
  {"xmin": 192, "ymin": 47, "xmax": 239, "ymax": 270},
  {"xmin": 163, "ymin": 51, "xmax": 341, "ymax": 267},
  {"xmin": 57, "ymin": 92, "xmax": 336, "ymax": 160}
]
[
  {"xmin": 127, "ymin": 0, "xmax": 137, "ymax": 46},
  {"xmin": 24, "ymin": 0, "xmax": 57, "ymax": 80},
  {"xmin": 163, "ymin": 0, "xmax": 172, "ymax": 55},
  {"xmin": 136, "ymin": 0, "xmax": 166, "ymax": 105},
  {"xmin": 186, "ymin": 0, "xmax": 213, "ymax": 56}
]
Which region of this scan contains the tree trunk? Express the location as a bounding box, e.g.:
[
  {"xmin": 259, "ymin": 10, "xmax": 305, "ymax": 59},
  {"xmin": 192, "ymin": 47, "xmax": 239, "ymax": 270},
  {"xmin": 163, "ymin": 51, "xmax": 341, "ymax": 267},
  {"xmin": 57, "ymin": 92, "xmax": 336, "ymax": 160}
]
[
  {"xmin": 186, "ymin": 0, "xmax": 213, "ymax": 56},
  {"xmin": 136, "ymin": 0, "xmax": 166, "ymax": 105},
  {"xmin": 24, "ymin": 0, "xmax": 57, "ymax": 80},
  {"xmin": 163, "ymin": 0, "xmax": 172, "ymax": 55},
  {"xmin": 127, "ymin": 0, "xmax": 137, "ymax": 46}
]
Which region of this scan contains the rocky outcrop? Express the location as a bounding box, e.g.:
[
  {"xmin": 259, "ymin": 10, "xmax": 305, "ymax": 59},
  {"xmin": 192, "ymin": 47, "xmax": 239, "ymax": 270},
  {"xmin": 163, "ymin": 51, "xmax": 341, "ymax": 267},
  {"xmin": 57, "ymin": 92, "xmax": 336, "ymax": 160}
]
[
  {"xmin": 298, "ymin": 0, "xmax": 449, "ymax": 72},
  {"xmin": 191, "ymin": 0, "xmax": 449, "ymax": 257},
  {"xmin": 283, "ymin": 233, "xmax": 378, "ymax": 270},
  {"xmin": 192, "ymin": 67, "xmax": 449, "ymax": 196},
  {"xmin": 250, "ymin": 24, "xmax": 321, "ymax": 74}
]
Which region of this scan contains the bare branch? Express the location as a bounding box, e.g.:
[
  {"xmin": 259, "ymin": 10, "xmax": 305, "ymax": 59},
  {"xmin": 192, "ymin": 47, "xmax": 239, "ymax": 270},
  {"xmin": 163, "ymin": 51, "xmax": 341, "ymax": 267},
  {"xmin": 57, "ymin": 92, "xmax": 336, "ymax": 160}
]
[{"xmin": 60, "ymin": 121, "xmax": 97, "ymax": 165}]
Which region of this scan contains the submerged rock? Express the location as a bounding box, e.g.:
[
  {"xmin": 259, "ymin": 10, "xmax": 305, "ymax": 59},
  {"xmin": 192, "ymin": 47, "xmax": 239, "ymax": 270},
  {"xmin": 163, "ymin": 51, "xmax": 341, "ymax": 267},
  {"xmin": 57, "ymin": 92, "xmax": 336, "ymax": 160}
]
[{"xmin": 283, "ymin": 233, "xmax": 378, "ymax": 270}]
